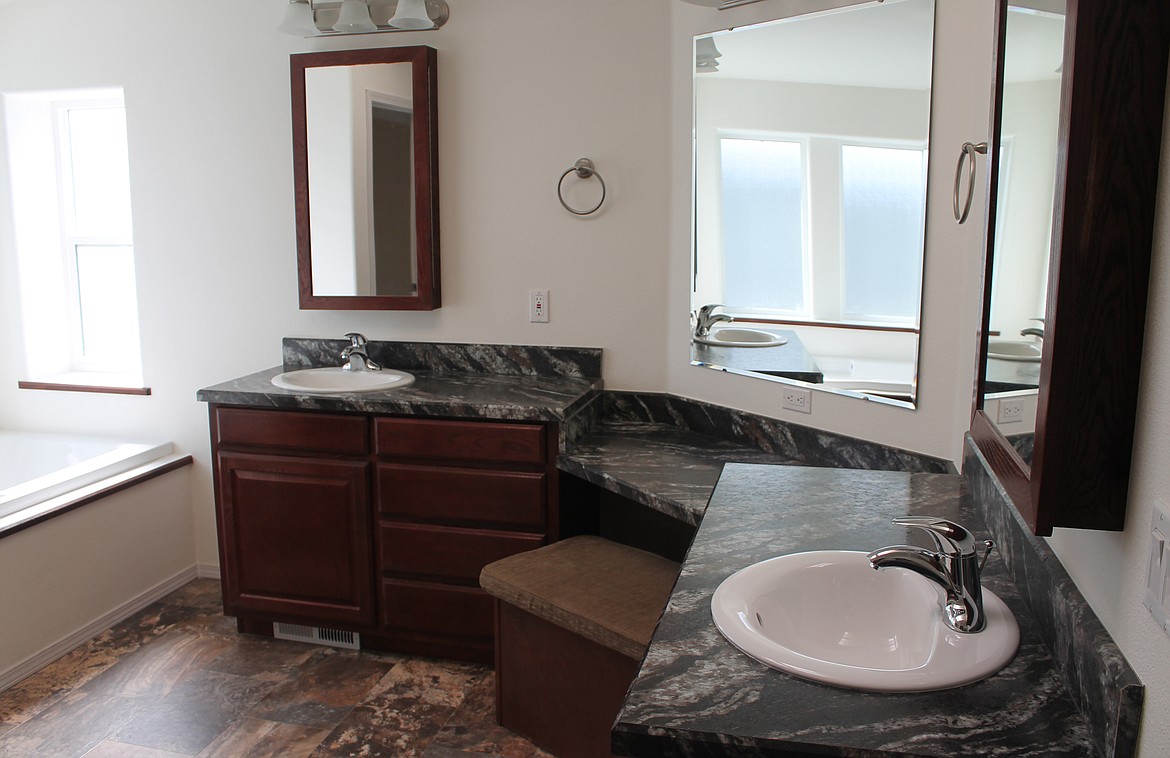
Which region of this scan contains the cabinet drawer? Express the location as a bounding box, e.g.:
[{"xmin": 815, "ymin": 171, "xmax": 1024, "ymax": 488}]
[
  {"xmin": 215, "ymin": 407, "xmax": 368, "ymax": 455},
  {"xmin": 374, "ymin": 417, "xmax": 546, "ymax": 465},
  {"xmin": 379, "ymin": 523, "xmax": 544, "ymax": 584},
  {"xmin": 380, "ymin": 578, "xmax": 494, "ymax": 639},
  {"xmin": 377, "ymin": 464, "xmax": 546, "ymax": 530}
]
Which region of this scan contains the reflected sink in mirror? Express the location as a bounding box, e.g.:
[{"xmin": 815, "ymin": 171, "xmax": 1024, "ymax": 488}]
[
  {"xmin": 987, "ymin": 339, "xmax": 1042, "ymax": 363},
  {"xmin": 711, "ymin": 550, "xmax": 1019, "ymax": 692},
  {"xmin": 271, "ymin": 367, "xmax": 415, "ymax": 394},
  {"xmin": 693, "ymin": 327, "xmax": 788, "ymax": 348}
]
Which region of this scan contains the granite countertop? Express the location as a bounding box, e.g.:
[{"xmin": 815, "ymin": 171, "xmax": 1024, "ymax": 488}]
[
  {"xmin": 558, "ymin": 421, "xmax": 798, "ymax": 526},
  {"xmin": 196, "ymin": 365, "xmax": 601, "ymax": 425},
  {"xmin": 613, "ymin": 463, "xmax": 1095, "ymax": 757},
  {"xmin": 690, "ymin": 328, "xmax": 823, "ymax": 383}
]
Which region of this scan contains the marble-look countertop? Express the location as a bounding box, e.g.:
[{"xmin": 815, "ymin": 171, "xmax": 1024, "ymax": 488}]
[
  {"xmin": 558, "ymin": 421, "xmax": 798, "ymax": 526},
  {"xmin": 196, "ymin": 366, "xmax": 601, "ymax": 425},
  {"xmin": 690, "ymin": 329, "xmax": 823, "ymax": 384},
  {"xmin": 613, "ymin": 464, "xmax": 1094, "ymax": 757}
]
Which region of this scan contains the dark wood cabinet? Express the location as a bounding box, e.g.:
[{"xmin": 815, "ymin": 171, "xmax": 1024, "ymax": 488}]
[{"xmin": 209, "ymin": 405, "xmax": 556, "ymax": 662}]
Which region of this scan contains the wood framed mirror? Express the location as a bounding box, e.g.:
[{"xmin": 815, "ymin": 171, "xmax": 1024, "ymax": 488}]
[
  {"xmin": 972, "ymin": 0, "xmax": 1170, "ymax": 535},
  {"xmin": 291, "ymin": 46, "xmax": 440, "ymax": 311}
]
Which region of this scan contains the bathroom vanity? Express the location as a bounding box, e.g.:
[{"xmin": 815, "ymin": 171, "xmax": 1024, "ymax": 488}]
[{"xmin": 198, "ymin": 339, "xmax": 601, "ymax": 662}]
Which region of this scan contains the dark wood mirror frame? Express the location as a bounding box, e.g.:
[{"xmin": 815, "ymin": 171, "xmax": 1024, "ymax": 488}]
[
  {"xmin": 291, "ymin": 46, "xmax": 440, "ymax": 311},
  {"xmin": 973, "ymin": 0, "xmax": 1170, "ymax": 535}
]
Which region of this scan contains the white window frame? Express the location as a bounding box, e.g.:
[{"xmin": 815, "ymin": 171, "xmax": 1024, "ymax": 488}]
[
  {"xmin": 2, "ymin": 87, "xmax": 143, "ymax": 389},
  {"xmin": 710, "ymin": 131, "xmax": 927, "ymax": 330}
]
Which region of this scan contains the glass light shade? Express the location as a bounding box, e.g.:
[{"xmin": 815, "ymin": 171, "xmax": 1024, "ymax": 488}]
[
  {"xmin": 278, "ymin": 0, "xmax": 319, "ymax": 35},
  {"xmin": 388, "ymin": 0, "xmax": 434, "ymax": 29},
  {"xmin": 334, "ymin": 0, "xmax": 378, "ymax": 32}
]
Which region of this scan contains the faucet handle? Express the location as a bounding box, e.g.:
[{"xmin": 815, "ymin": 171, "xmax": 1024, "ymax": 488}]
[
  {"xmin": 891, "ymin": 517, "xmax": 977, "ymax": 557},
  {"xmin": 697, "ymin": 303, "xmax": 726, "ymax": 317},
  {"xmin": 344, "ymin": 332, "xmax": 368, "ymax": 348}
]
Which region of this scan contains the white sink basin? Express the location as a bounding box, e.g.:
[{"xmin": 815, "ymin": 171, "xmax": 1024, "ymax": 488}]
[
  {"xmin": 694, "ymin": 328, "xmax": 788, "ymax": 348},
  {"xmin": 987, "ymin": 339, "xmax": 1042, "ymax": 363},
  {"xmin": 711, "ymin": 550, "xmax": 1019, "ymax": 692},
  {"xmin": 271, "ymin": 367, "xmax": 415, "ymax": 394}
]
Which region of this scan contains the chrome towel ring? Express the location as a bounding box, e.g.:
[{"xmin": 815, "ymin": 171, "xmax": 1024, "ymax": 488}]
[
  {"xmin": 953, "ymin": 141, "xmax": 988, "ymax": 224},
  {"xmin": 558, "ymin": 158, "xmax": 606, "ymax": 216}
]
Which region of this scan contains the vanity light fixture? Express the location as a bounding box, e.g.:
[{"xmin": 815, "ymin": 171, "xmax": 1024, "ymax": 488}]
[
  {"xmin": 695, "ymin": 36, "xmax": 722, "ymax": 73},
  {"xmin": 278, "ymin": 0, "xmax": 450, "ymax": 37}
]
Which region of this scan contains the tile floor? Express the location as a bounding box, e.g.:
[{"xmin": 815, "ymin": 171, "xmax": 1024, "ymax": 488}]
[{"xmin": 0, "ymin": 580, "xmax": 548, "ymax": 757}]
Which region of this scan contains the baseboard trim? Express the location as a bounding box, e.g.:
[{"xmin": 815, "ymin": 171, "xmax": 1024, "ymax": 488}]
[
  {"xmin": 0, "ymin": 565, "xmax": 200, "ymax": 693},
  {"xmin": 196, "ymin": 563, "xmax": 221, "ymax": 580}
]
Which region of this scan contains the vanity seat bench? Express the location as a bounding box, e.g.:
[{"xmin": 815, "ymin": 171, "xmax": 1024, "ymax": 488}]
[{"xmin": 480, "ymin": 536, "xmax": 679, "ymax": 758}]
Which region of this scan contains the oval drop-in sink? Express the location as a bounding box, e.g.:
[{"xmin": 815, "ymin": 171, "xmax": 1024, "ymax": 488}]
[
  {"xmin": 711, "ymin": 550, "xmax": 1019, "ymax": 692},
  {"xmin": 693, "ymin": 328, "xmax": 788, "ymax": 348},
  {"xmin": 271, "ymin": 367, "xmax": 415, "ymax": 394},
  {"xmin": 987, "ymin": 339, "xmax": 1042, "ymax": 363}
]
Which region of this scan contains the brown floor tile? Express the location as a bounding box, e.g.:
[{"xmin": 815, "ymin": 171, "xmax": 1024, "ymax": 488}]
[
  {"xmin": 203, "ymin": 634, "xmax": 319, "ymax": 679},
  {"xmin": 428, "ymin": 673, "xmax": 538, "ymax": 758},
  {"xmin": 250, "ymin": 650, "xmax": 395, "ymax": 729},
  {"xmin": 0, "ymin": 580, "xmax": 543, "ymax": 758},
  {"xmin": 0, "ymin": 690, "xmax": 142, "ymax": 758},
  {"xmin": 157, "ymin": 579, "xmax": 224, "ymax": 613},
  {"xmin": 197, "ymin": 716, "xmax": 331, "ymax": 758},
  {"xmin": 83, "ymin": 629, "xmax": 235, "ymax": 699},
  {"xmin": 82, "ymin": 740, "xmax": 190, "ymax": 757},
  {"xmin": 112, "ymin": 669, "xmax": 276, "ymax": 755},
  {"xmin": 312, "ymin": 658, "xmax": 485, "ymax": 758}
]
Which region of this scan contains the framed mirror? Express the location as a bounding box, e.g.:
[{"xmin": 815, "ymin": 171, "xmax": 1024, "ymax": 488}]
[
  {"xmin": 972, "ymin": 0, "xmax": 1170, "ymax": 534},
  {"xmin": 291, "ymin": 46, "xmax": 440, "ymax": 310},
  {"xmin": 689, "ymin": 0, "xmax": 935, "ymax": 408}
]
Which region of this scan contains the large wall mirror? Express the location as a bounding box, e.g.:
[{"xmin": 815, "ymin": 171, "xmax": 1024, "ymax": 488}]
[
  {"xmin": 689, "ymin": 0, "xmax": 935, "ymax": 409},
  {"xmin": 972, "ymin": 0, "xmax": 1170, "ymax": 534},
  {"xmin": 291, "ymin": 46, "xmax": 440, "ymax": 311}
]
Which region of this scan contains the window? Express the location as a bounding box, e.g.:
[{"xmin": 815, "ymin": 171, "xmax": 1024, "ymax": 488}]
[
  {"xmin": 3, "ymin": 88, "xmax": 144, "ymax": 389},
  {"xmin": 716, "ymin": 135, "xmax": 927, "ymax": 328},
  {"xmin": 720, "ymin": 138, "xmax": 808, "ymax": 314}
]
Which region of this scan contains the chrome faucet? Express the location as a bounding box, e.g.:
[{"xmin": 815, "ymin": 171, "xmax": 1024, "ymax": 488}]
[
  {"xmin": 868, "ymin": 517, "xmax": 995, "ymax": 634},
  {"xmin": 340, "ymin": 332, "xmax": 382, "ymax": 372},
  {"xmin": 1020, "ymin": 317, "xmax": 1045, "ymax": 340},
  {"xmin": 693, "ymin": 303, "xmax": 732, "ymax": 339}
]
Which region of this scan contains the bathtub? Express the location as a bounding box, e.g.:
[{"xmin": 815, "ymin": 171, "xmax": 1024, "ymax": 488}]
[{"xmin": 0, "ymin": 431, "xmax": 173, "ymax": 521}]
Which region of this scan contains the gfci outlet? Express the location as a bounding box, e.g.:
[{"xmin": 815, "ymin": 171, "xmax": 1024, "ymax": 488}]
[
  {"xmin": 529, "ymin": 289, "xmax": 549, "ymax": 323},
  {"xmin": 997, "ymin": 400, "xmax": 1025, "ymax": 424},
  {"xmin": 782, "ymin": 387, "xmax": 812, "ymax": 414}
]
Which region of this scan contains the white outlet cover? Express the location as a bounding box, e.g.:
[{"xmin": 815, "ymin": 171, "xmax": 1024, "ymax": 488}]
[{"xmin": 1144, "ymin": 502, "xmax": 1170, "ymax": 637}]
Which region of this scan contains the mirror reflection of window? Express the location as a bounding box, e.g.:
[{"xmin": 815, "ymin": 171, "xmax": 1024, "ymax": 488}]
[
  {"xmin": 840, "ymin": 144, "xmax": 926, "ymax": 324},
  {"xmin": 720, "ymin": 138, "xmax": 807, "ymax": 314},
  {"xmin": 691, "ymin": 0, "xmax": 935, "ymax": 407}
]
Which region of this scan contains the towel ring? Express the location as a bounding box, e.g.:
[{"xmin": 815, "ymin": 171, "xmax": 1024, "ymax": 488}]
[{"xmin": 558, "ymin": 158, "xmax": 606, "ymax": 216}]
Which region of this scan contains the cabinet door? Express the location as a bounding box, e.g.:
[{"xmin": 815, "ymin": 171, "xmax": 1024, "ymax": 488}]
[{"xmin": 217, "ymin": 451, "xmax": 374, "ymax": 626}]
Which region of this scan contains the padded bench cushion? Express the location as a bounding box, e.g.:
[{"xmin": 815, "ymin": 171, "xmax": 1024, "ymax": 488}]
[{"xmin": 480, "ymin": 536, "xmax": 680, "ymax": 660}]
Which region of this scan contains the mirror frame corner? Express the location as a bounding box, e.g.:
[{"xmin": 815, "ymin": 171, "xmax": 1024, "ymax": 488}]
[
  {"xmin": 973, "ymin": 0, "xmax": 1170, "ymax": 535},
  {"xmin": 291, "ymin": 45, "xmax": 440, "ymax": 311}
]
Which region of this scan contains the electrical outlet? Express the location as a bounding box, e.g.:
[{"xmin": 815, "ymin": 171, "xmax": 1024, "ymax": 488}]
[
  {"xmin": 782, "ymin": 387, "xmax": 811, "ymax": 414},
  {"xmin": 1144, "ymin": 502, "xmax": 1170, "ymax": 637},
  {"xmin": 997, "ymin": 400, "xmax": 1024, "ymax": 424},
  {"xmin": 529, "ymin": 289, "xmax": 549, "ymax": 323}
]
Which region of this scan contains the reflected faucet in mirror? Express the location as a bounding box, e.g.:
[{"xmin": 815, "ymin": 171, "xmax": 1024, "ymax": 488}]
[{"xmin": 693, "ymin": 303, "xmax": 732, "ymax": 339}]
